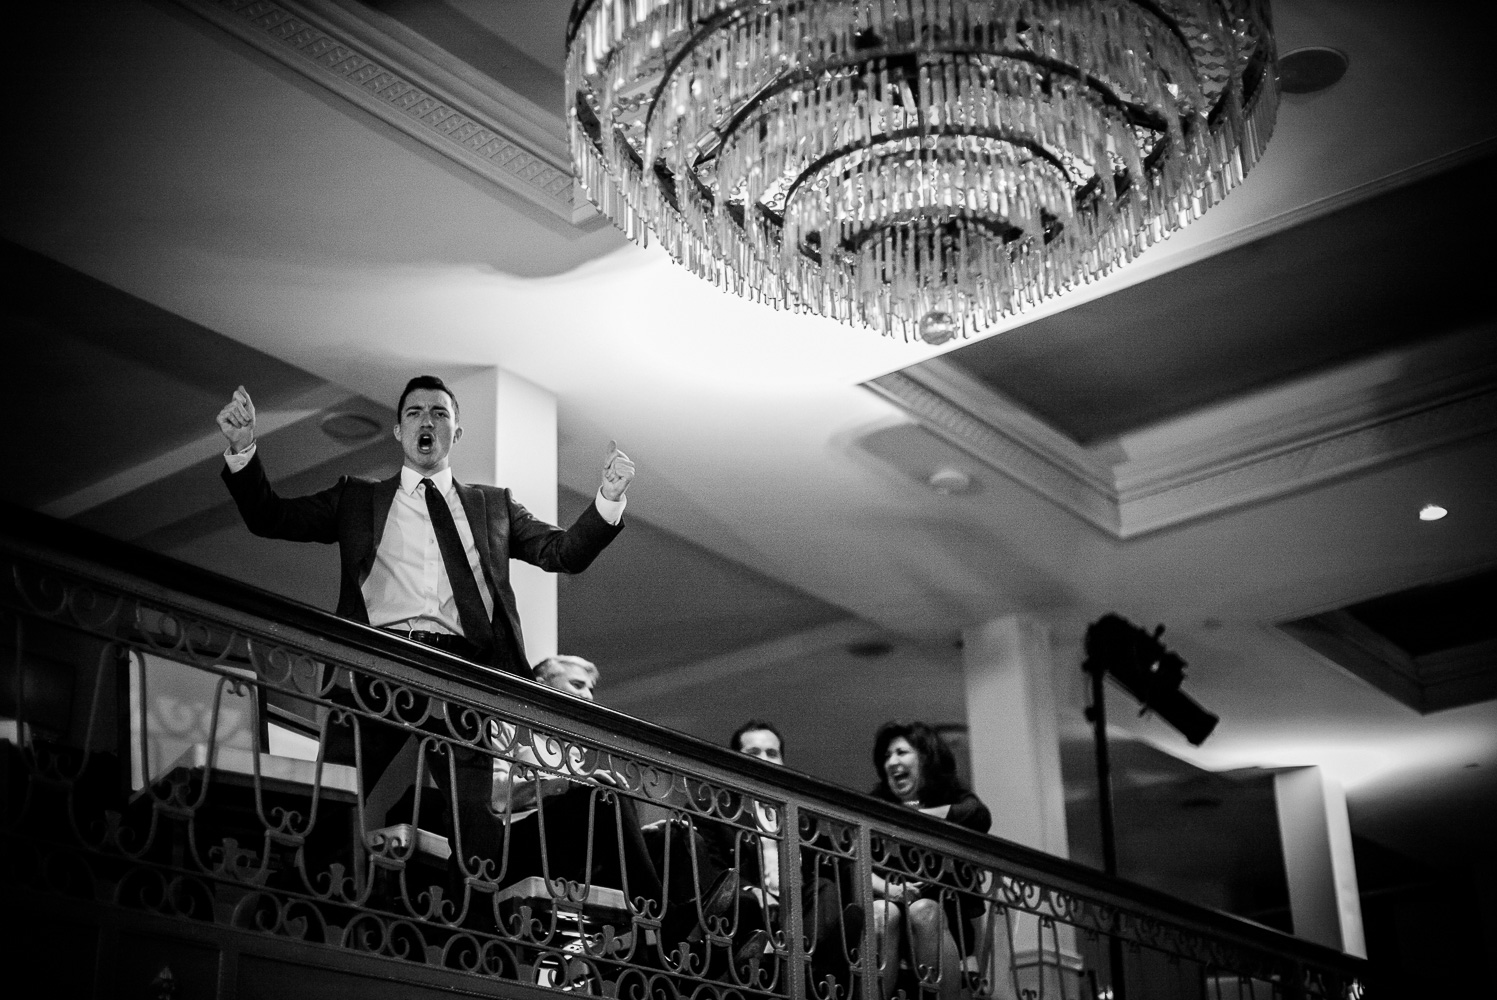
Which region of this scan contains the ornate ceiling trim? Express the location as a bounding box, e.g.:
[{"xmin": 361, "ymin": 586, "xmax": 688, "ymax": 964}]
[
  {"xmin": 866, "ymin": 325, "xmax": 1497, "ymax": 540},
  {"xmin": 1279, "ymin": 610, "xmax": 1497, "ymax": 715},
  {"xmin": 172, "ymin": 0, "xmax": 589, "ymax": 225},
  {"xmin": 867, "ymin": 368, "xmax": 1121, "ymax": 536}
]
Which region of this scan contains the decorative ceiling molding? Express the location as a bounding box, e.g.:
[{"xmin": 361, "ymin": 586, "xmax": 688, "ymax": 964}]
[
  {"xmin": 866, "ymin": 325, "xmax": 1497, "ymax": 539},
  {"xmin": 1279, "ymin": 610, "xmax": 1497, "ymax": 715},
  {"xmin": 868, "ymin": 368, "xmax": 1123, "ymax": 535},
  {"xmin": 172, "ymin": 0, "xmax": 592, "ymax": 225}
]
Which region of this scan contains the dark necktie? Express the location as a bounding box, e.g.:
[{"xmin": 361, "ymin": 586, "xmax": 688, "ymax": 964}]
[{"xmin": 421, "ymin": 478, "xmax": 492, "ymax": 653}]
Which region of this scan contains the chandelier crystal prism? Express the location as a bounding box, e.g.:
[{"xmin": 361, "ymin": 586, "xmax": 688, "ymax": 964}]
[{"xmin": 566, "ymin": 0, "xmax": 1278, "ymax": 343}]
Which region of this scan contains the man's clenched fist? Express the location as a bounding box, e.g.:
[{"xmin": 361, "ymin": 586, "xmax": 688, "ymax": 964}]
[
  {"xmin": 600, "ymin": 439, "xmax": 635, "ymax": 502},
  {"xmin": 217, "ymin": 385, "xmax": 257, "ymax": 454}
]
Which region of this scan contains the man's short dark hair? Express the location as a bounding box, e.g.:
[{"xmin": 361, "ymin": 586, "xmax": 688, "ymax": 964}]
[
  {"xmin": 397, "ymin": 375, "xmax": 459, "ymax": 418},
  {"xmin": 730, "ymin": 719, "xmax": 785, "ymax": 756}
]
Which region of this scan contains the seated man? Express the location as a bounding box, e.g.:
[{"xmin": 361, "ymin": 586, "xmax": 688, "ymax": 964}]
[
  {"xmin": 708, "ymin": 721, "xmax": 863, "ymax": 983},
  {"xmin": 449, "ymin": 654, "xmax": 741, "ymax": 966}
]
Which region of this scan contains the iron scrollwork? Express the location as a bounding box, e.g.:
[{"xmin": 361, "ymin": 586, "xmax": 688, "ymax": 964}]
[{"xmin": 0, "ymin": 552, "xmax": 1367, "ymax": 999}]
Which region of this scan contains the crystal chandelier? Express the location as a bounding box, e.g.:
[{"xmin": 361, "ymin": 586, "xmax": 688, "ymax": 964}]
[{"xmin": 566, "ymin": 0, "xmax": 1278, "ymax": 343}]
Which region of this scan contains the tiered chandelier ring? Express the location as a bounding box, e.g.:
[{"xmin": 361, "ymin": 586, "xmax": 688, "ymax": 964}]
[{"xmin": 566, "ymin": 0, "xmax": 1278, "ymax": 342}]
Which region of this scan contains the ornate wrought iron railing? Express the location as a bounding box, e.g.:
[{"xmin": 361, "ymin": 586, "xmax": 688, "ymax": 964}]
[{"xmin": 0, "ymin": 505, "xmax": 1367, "ymax": 999}]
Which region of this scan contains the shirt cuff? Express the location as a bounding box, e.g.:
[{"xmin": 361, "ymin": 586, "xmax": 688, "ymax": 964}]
[
  {"xmin": 223, "ymin": 442, "xmax": 257, "ymax": 473},
  {"xmin": 594, "ymin": 489, "xmax": 626, "ymax": 526}
]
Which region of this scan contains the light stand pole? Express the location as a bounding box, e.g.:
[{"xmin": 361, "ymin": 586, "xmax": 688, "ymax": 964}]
[
  {"xmin": 1085, "ymin": 661, "xmax": 1120, "ymax": 879},
  {"xmin": 1084, "ymin": 658, "xmax": 1126, "ymax": 1000},
  {"xmin": 1081, "ymin": 612, "xmax": 1219, "ymax": 1000}
]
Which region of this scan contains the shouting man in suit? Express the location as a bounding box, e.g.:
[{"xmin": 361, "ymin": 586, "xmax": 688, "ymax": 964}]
[{"xmin": 217, "ymin": 375, "xmax": 632, "ymax": 674}]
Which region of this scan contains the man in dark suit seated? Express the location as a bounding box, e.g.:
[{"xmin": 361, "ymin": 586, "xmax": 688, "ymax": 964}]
[
  {"xmin": 709, "ymin": 721, "xmax": 864, "ymax": 984},
  {"xmin": 451, "ymin": 654, "xmax": 742, "ymax": 964}
]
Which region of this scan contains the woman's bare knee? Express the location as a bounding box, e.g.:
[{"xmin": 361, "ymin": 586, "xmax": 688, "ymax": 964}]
[
  {"xmin": 872, "ymin": 899, "xmax": 903, "ymax": 932},
  {"xmin": 906, "ymin": 898, "xmax": 945, "ymax": 933}
]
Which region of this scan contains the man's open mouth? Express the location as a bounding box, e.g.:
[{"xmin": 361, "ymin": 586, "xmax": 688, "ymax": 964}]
[{"xmin": 417, "ymin": 432, "xmax": 434, "ymax": 451}]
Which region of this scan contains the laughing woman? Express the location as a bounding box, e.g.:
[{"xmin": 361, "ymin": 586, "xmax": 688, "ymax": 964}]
[{"xmin": 868, "ymin": 721, "xmax": 991, "ymax": 1000}]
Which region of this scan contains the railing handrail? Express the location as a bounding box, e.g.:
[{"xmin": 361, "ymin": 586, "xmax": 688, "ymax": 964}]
[{"xmin": 0, "ymin": 500, "xmax": 1368, "ymax": 981}]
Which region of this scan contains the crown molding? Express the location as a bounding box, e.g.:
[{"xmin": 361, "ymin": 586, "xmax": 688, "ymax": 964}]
[
  {"xmin": 172, "ymin": 0, "xmax": 593, "ymax": 225},
  {"xmin": 1278, "ymin": 611, "xmax": 1497, "ymax": 715},
  {"xmin": 868, "ymin": 367, "xmax": 1121, "ymax": 535},
  {"xmin": 867, "ymin": 325, "xmax": 1497, "ymax": 540}
]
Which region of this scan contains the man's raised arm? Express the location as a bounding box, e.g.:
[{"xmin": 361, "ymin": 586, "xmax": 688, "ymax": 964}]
[{"xmin": 217, "ymin": 385, "xmax": 340, "ymax": 543}]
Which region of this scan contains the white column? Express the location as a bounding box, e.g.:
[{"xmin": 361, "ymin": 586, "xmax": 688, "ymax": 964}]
[
  {"xmin": 962, "ymin": 615, "xmax": 1070, "ymax": 856},
  {"xmin": 963, "ymin": 615, "xmax": 1078, "ymax": 998},
  {"xmin": 449, "ymin": 368, "xmax": 559, "ymax": 665},
  {"xmin": 1273, "ymin": 766, "xmax": 1367, "ymax": 957}
]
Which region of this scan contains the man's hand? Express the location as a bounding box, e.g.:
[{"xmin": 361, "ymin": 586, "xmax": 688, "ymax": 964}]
[
  {"xmin": 600, "ymin": 439, "xmax": 635, "ymax": 502},
  {"xmin": 216, "ymin": 386, "xmax": 257, "ymax": 454}
]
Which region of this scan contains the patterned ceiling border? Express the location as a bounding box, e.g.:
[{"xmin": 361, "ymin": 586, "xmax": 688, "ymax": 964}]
[
  {"xmin": 1279, "ymin": 610, "xmax": 1497, "ymax": 715},
  {"xmin": 173, "ymin": 0, "xmax": 587, "ymax": 224},
  {"xmin": 866, "ymin": 325, "xmax": 1497, "ymax": 540},
  {"xmin": 867, "ymin": 368, "xmax": 1122, "ymax": 536}
]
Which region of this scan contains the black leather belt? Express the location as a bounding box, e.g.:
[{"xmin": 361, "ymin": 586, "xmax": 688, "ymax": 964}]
[{"xmin": 383, "ymin": 627, "xmax": 483, "ymax": 660}]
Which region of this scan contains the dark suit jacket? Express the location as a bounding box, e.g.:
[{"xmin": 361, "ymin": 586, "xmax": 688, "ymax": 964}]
[{"xmin": 222, "ymin": 452, "xmax": 623, "ymax": 675}]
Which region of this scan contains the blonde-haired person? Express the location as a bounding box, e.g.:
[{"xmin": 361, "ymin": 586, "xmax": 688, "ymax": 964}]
[
  {"xmin": 455, "ymin": 654, "xmax": 739, "ymax": 955},
  {"xmin": 532, "ymin": 654, "xmax": 600, "ymax": 701}
]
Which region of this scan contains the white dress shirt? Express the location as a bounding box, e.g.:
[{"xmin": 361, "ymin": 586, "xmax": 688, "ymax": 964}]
[
  {"xmin": 755, "ymin": 801, "xmax": 782, "ymax": 903},
  {"xmin": 225, "ymin": 444, "xmax": 624, "ymax": 638},
  {"xmin": 363, "ymin": 465, "xmax": 492, "ymax": 634}
]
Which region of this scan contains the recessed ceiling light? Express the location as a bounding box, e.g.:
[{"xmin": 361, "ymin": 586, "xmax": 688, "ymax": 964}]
[
  {"xmin": 1419, "ymin": 503, "xmax": 1448, "ymax": 522},
  {"xmin": 1278, "ymin": 46, "xmax": 1349, "ymax": 94},
  {"xmin": 320, "ymin": 411, "xmax": 383, "ymax": 444},
  {"xmin": 927, "ymin": 468, "xmax": 973, "ymax": 495}
]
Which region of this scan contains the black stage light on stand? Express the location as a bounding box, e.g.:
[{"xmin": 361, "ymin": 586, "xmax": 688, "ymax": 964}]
[
  {"xmin": 1085, "ymin": 614, "xmax": 1220, "ymax": 749},
  {"xmin": 1081, "ymin": 613, "xmax": 1219, "ymax": 1000}
]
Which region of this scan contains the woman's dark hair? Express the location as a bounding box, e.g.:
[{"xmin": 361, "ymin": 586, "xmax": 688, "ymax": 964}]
[
  {"xmin": 870, "ymin": 720, "xmax": 965, "ymax": 806},
  {"xmin": 397, "ymin": 375, "xmax": 459, "ymax": 418},
  {"xmin": 730, "ymin": 719, "xmax": 785, "ymax": 756}
]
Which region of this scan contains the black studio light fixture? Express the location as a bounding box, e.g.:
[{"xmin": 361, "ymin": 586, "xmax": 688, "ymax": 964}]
[
  {"xmin": 1084, "ymin": 613, "xmax": 1219, "ymax": 746},
  {"xmin": 1081, "ymin": 613, "xmax": 1219, "ymax": 1000}
]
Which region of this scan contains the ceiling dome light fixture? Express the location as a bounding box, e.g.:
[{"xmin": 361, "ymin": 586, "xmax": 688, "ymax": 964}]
[
  {"xmin": 1419, "ymin": 503, "xmax": 1448, "ymax": 522},
  {"xmin": 927, "ymin": 467, "xmax": 974, "ymax": 494},
  {"xmin": 319, "ymin": 411, "xmax": 383, "ymax": 444},
  {"xmin": 566, "ymin": 0, "xmax": 1279, "ymax": 343},
  {"xmin": 1276, "ymin": 45, "xmax": 1348, "ymax": 94}
]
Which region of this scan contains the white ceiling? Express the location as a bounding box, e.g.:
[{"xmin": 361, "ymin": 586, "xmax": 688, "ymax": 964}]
[{"xmin": 5, "ymin": 0, "xmax": 1496, "ymax": 874}]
